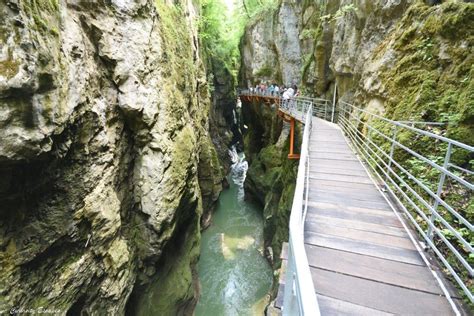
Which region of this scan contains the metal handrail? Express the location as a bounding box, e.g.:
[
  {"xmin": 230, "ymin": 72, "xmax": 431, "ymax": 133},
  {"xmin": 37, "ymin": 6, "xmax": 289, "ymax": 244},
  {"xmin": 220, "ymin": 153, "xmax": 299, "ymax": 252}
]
[
  {"xmin": 338, "ymin": 101, "xmax": 474, "ymax": 303},
  {"xmin": 240, "ymin": 89, "xmax": 332, "ymax": 123},
  {"xmin": 339, "ymin": 112, "xmax": 472, "ymax": 301},
  {"xmin": 339, "ymin": 101, "xmax": 474, "ymax": 151},
  {"xmin": 337, "ymin": 115, "xmax": 473, "ymax": 274},
  {"xmin": 340, "ymin": 109, "xmax": 473, "ymax": 232},
  {"xmin": 282, "ymin": 103, "xmax": 320, "ymax": 316}
]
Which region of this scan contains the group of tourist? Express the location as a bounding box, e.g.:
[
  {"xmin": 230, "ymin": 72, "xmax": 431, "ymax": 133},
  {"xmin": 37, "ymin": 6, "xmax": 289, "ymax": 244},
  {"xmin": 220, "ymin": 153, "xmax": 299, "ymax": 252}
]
[{"xmin": 249, "ymin": 83, "xmax": 299, "ymax": 100}]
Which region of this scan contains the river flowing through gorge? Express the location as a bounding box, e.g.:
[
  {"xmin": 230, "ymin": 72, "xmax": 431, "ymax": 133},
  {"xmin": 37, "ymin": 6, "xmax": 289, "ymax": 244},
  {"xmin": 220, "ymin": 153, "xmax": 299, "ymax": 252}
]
[{"xmin": 195, "ymin": 149, "xmax": 273, "ymax": 315}]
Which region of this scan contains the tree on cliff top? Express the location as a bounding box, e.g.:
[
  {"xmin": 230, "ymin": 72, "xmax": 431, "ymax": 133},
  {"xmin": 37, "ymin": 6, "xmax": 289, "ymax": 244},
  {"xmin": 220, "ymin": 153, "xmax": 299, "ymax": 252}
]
[{"xmin": 199, "ymin": 0, "xmax": 277, "ymax": 79}]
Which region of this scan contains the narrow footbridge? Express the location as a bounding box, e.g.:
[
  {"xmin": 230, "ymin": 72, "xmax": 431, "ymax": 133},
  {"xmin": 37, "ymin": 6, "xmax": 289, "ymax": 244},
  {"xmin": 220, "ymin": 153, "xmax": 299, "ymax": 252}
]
[{"xmin": 239, "ymin": 91, "xmax": 473, "ymax": 315}]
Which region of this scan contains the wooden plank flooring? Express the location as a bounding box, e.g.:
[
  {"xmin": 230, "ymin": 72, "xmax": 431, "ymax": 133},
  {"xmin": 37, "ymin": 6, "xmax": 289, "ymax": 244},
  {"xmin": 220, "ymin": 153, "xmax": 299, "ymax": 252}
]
[{"xmin": 277, "ymin": 118, "xmax": 455, "ymax": 315}]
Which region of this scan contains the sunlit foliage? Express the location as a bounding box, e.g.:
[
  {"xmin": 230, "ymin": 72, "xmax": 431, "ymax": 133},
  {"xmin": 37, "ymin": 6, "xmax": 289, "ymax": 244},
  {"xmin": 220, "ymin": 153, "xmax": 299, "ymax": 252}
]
[{"xmin": 198, "ymin": 0, "xmax": 277, "ymax": 79}]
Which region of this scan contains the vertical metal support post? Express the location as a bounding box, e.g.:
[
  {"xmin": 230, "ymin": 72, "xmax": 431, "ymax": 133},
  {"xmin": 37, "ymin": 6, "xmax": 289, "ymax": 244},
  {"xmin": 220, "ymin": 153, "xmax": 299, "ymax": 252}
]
[
  {"xmin": 331, "ymin": 83, "xmax": 337, "ymax": 123},
  {"xmin": 365, "ymin": 127, "xmax": 371, "ymax": 157},
  {"xmin": 427, "ymin": 143, "xmax": 452, "ymax": 240},
  {"xmin": 290, "ymin": 118, "xmax": 295, "ymax": 156},
  {"xmin": 355, "ymin": 108, "xmax": 362, "ymax": 148},
  {"xmin": 385, "ymin": 125, "xmax": 398, "ymax": 185},
  {"xmin": 288, "ymin": 118, "xmax": 300, "ymax": 159}
]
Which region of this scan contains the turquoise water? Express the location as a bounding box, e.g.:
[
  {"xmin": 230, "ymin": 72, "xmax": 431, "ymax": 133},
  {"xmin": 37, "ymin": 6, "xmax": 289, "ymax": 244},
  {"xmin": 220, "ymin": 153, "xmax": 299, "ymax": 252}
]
[{"xmin": 195, "ymin": 154, "xmax": 273, "ymax": 316}]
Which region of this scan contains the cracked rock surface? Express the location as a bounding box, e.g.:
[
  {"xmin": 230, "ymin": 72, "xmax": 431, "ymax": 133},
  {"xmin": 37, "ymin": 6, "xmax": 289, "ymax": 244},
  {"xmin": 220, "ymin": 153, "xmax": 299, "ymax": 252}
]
[{"xmin": 0, "ymin": 0, "xmax": 224, "ymax": 314}]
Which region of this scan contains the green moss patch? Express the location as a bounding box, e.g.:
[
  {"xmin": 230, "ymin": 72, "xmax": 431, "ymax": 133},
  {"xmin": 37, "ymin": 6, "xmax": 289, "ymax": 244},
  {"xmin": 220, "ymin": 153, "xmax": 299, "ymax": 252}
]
[
  {"xmin": 255, "ymin": 63, "xmax": 274, "ymax": 78},
  {"xmin": 379, "ymin": 2, "xmax": 474, "ymax": 148},
  {"xmin": 21, "ymin": 0, "xmax": 60, "ymax": 36},
  {"xmin": 0, "ymin": 58, "xmax": 20, "ymax": 79}
]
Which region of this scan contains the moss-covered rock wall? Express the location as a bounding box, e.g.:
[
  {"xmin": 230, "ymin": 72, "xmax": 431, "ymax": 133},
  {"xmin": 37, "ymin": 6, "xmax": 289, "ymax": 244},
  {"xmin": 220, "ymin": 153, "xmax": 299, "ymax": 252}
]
[
  {"xmin": 299, "ymin": 0, "xmax": 473, "ymax": 147},
  {"xmin": 0, "ymin": 0, "xmax": 225, "ymax": 314},
  {"xmin": 240, "ymin": 1, "xmax": 473, "ymax": 148},
  {"xmin": 240, "ymin": 98, "xmax": 300, "ymax": 295}
]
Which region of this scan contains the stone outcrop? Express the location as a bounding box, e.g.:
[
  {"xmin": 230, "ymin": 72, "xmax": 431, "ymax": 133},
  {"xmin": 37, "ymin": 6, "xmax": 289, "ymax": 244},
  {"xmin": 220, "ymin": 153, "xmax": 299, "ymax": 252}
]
[
  {"xmin": 207, "ymin": 58, "xmax": 238, "ymax": 169},
  {"xmin": 0, "ymin": 0, "xmax": 224, "ymax": 314},
  {"xmin": 199, "ymin": 45, "xmax": 241, "ymax": 229}
]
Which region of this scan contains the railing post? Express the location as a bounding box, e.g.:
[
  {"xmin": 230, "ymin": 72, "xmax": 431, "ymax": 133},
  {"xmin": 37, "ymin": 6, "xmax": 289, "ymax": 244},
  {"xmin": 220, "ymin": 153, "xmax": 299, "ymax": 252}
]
[
  {"xmin": 385, "ymin": 125, "xmax": 398, "ymax": 185},
  {"xmin": 427, "ymin": 143, "xmax": 452, "ymax": 241},
  {"xmin": 331, "ymin": 83, "xmax": 337, "ymax": 123},
  {"xmin": 338, "ymin": 101, "xmax": 344, "ymax": 123}
]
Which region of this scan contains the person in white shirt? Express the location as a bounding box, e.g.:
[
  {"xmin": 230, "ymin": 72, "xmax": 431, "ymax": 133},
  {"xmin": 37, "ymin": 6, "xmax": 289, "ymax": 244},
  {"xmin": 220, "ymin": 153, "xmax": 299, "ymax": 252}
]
[{"xmin": 283, "ymin": 86, "xmax": 295, "ymax": 100}]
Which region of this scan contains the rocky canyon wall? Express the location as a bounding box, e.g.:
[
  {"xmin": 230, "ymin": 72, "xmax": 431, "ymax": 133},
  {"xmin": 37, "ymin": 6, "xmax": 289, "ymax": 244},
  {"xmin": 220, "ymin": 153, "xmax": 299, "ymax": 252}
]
[
  {"xmin": 0, "ymin": 0, "xmax": 225, "ymax": 314},
  {"xmin": 241, "ymin": 0, "xmax": 473, "ymax": 143},
  {"xmin": 239, "ymin": 1, "xmax": 302, "ymax": 87}
]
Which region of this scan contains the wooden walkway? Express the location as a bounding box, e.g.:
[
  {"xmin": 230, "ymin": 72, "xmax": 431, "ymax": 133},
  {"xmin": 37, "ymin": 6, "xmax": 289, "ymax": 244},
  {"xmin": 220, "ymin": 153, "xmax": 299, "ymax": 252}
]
[{"xmin": 276, "ymin": 118, "xmax": 457, "ymax": 315}]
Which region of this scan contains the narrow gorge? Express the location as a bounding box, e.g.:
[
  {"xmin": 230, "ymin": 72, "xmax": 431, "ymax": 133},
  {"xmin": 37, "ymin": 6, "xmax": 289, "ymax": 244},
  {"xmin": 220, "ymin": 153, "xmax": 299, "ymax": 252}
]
[{"xmin": 0, "ymin": 0, "xmax": 472, "ymax": 315}]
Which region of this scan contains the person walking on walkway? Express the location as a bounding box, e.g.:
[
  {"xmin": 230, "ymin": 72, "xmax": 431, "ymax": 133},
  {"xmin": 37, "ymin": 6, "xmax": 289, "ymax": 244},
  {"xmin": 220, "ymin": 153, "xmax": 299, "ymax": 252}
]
[
  {"xmin": 283, "ymin": 85, "xmax": 296, "ymax": 100},
  {"xmin": 269, "ymin": 84, "xmax": 275, "ymax": 96}
]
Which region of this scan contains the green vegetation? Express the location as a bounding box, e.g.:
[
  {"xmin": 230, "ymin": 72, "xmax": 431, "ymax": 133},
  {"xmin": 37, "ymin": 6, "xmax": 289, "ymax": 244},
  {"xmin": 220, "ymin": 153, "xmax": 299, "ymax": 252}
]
[
  {"xmin": 373, "ymin": 8, "xmax": 474, "ymax": 295},
  {"xmin": 378, "ymin": 2, "xmax": 474, "ymax": 147},
  {"xmin": 155, "ymin": 0, "xmax": 196, "ymax": 88},
  {"xmin": 21, "ymin": 0, "xmax": 60, "ymax": 36},
  {"xmin": 255, "ymin": 63, "xmax": 273, "ymax": 77},
  {"xmin": 199, "ymin": 0, "xmax": 277, "ymax": 80},
  {"xmin": 320, "ymin": 4, "xmax": 358, "ymax": 23},
  {"xmin": 349, "ymin": 108, "xmax": 473, "ymax": 305},
  {"xmin": 0, "ymin": 58, "xmax": 20, "ymax": 79}
]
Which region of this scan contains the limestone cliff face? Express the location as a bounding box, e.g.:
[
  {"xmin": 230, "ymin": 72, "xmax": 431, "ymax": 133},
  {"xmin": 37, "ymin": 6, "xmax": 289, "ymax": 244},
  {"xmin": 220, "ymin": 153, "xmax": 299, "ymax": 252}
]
[
  {"xmin": 241, "ymin": 0, "xmax": 473, "ymax": 143},
  {"xmin": 208, "ymin": 58, "xmax": 238, "ymax": 168},
  {"xmin": 0, "ymin": 0, "xmax": 223, "ymax": 314},
  {"xmin": 240, "ymin": 1, "xmax": 302, "ymax": 86}
]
